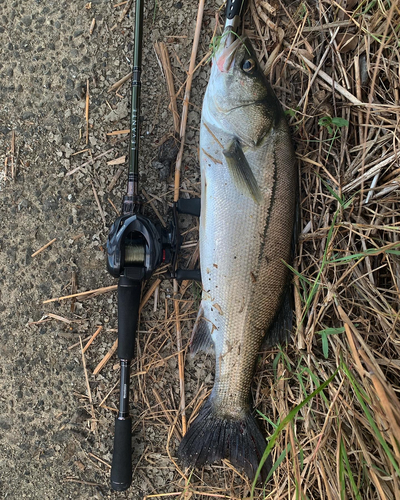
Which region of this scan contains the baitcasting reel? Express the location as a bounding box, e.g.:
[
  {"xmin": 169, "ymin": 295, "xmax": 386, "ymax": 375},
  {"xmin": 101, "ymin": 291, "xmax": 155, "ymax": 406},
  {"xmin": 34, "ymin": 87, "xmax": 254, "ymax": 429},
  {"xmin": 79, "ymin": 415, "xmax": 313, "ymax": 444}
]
[{"xmin": 107, "ymin": 198, "xmax": 201, "ymax": 282}]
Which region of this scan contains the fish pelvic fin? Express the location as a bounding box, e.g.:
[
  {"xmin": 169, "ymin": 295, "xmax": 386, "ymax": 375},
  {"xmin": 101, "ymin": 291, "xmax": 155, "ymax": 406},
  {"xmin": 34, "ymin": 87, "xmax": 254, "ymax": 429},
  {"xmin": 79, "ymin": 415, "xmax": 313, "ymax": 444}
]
[
  {"xmin": 223, "ymin": 138, "xmax": 262, "ymax": 204},
  {"xmin": 190, "ymin": 304, "xmax": 214, "ymax": 355},
  {"xmin": 177, "ymin": 397, "xmax": 272, "ymax": 481}
]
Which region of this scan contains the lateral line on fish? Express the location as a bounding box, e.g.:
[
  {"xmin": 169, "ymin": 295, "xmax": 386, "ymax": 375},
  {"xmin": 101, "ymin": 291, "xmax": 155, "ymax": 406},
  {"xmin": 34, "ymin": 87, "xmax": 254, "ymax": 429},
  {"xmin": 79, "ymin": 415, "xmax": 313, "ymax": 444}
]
[
  {"xmin": 203, "ymin": 122, "xmax": 224, "ymax": 148},
  {"xmin": 202, "ymin": 148, "xmax": 222, "ymax": 165},
  {"xmin": 256, "ymin": 151, "xmax": 278, "ymax": 271}
]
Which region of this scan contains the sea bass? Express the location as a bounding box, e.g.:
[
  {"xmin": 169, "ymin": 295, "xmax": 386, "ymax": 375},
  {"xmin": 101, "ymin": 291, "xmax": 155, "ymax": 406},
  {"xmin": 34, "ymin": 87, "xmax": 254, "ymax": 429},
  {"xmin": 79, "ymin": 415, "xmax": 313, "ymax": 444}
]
[{"xmin": 178, "ymin": 34, "xmax": 297, "ymax": 480}]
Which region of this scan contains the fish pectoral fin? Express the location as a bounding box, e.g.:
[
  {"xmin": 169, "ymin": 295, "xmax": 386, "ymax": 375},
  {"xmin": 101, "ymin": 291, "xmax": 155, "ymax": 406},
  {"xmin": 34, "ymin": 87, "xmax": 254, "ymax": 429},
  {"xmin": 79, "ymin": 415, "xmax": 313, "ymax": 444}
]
[
  {"xmin": 263, "ymin": 285, "xmax": 293, "ymax": 348},
  {"xmin": 223, "ymin": 138, "xmax": 262, "ymax": 203},
  {"xmin": 190, "ymin": 304, "xmax": 214, "ymax": 355}
]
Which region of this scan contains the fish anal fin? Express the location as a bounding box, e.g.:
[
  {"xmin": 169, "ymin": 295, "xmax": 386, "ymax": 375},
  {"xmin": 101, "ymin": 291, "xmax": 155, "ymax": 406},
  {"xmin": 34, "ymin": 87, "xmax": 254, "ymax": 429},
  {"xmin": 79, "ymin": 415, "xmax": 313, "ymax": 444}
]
[
  {"xmin": 223, "ymin": 138, "xmax": 262, "ymax": 203},
  {"xmin": 190, "ymin": 305, "xmax": 214, "ymax": 355},
  {"xmin": 263, "ymin": 286, "xmax": 293, "ymax": 348}
]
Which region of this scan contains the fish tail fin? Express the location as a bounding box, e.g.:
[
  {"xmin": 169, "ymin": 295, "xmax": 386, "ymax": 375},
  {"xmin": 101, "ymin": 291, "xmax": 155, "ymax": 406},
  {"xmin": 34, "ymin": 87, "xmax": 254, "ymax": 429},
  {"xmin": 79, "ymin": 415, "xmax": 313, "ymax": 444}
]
[{"xmin": 177, "ymin": 397, "xmax": 271, "ymax": 481}]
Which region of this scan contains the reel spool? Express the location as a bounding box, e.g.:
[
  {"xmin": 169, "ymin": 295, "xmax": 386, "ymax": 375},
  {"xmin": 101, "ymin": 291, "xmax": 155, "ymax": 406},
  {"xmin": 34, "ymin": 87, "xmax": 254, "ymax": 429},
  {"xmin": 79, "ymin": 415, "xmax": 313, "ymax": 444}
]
[{"xmin": 124, "ymin": 243, "xmax": 145, "ymax": 265}]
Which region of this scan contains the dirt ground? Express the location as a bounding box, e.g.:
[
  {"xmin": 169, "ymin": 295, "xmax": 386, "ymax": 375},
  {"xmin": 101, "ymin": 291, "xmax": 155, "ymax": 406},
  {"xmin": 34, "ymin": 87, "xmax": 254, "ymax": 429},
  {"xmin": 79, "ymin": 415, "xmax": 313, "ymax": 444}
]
[{"xmin": 0, "ymin": 0, "xmax": 214, "ymax": 498}]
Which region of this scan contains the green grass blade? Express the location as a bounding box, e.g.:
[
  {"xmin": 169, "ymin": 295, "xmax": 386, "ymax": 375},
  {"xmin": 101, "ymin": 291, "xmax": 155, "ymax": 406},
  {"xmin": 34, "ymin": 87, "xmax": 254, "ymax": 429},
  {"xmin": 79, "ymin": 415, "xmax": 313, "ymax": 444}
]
[
  {"xmin": 339, "ymin": 438, "xmax": 346, "ymax": 500},
  {"xmin": 321, "ymin": 331, "xmax": 329, "ymax": 359},
  {"xmin": 251, "ymin": 370, "xmax": 338, "ymax": 498},
  {"xmin": 272, "ymin": 350, "xmax": 282, "ymax": 380},
  {"xmin": 317, "ymin": 327, "xmax": 345, "ymax": 335},
  {"xmin": 330, "ymin": 242, "xmax": 400, "ymax": 263},
  {"xmin": 341, "ymin": 437, "xmax": 362, "ymax": 500},
  {"xmin": 299, "ymin": 210, "xmax": 339, "ymax": 325},
  {"xmin": 300, "ymin": 367, "xmax": 330, "ymax": 407},
  {"xmin": 264, "ymin": 444, "xmax": 291, "ymax": 483},
  {"xmin": 256, "ymin": 409, "xmax": 278, "ymax": 430},
  {"xmin": 296, "ymin": 370, "xmax": 309, "ymax": 398},
  {"xmin": 284, "ymin": 262, "xmax": 313, "ymax": 287},
  {"xmin": 319, "ymin": 176, "xmax": 346, "ymax": 207},
  {"xmin": 316, "ymin": 327, "xmax": 344, "ymax": 359},
  {"xmin": 342, "ymin": 362, "xmax": 400, "ymax": 476}
]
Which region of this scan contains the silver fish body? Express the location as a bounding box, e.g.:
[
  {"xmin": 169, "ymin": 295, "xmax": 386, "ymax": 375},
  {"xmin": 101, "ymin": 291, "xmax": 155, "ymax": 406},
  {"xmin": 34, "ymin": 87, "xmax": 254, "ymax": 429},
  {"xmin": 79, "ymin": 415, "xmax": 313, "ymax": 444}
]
[{"xmin": 178, "ymin": 35, "xmax": 297, "ymax": 480}]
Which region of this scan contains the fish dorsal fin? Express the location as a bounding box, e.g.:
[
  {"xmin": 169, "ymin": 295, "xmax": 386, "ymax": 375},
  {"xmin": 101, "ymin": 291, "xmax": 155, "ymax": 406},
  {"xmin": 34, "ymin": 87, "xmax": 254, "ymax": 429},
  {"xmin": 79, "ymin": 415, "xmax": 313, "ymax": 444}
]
[
  {"xmin": 190, "ymin": 304, "xmax": 214, "ymax": 355},
  {"xmin": 223, "ymin": 138, "xmax": 262, "ymax": 203}
]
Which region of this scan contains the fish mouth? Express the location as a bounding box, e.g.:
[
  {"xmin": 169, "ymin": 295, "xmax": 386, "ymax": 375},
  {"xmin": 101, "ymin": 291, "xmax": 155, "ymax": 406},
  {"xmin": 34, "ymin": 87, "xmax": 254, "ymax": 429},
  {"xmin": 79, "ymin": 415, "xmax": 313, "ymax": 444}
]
[
  {"xmin": 215, "ymin": 97, "xmax": 267, "ymax": 116},
  {"xmin": 216, "ymin": 36, "xmax": 242, "ymax": 73}
]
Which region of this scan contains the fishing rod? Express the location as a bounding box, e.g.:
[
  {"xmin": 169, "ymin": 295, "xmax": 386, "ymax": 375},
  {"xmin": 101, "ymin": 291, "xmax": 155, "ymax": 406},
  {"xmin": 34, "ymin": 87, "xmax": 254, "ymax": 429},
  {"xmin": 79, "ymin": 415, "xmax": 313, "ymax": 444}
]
[
  {"xmin": 106, "ymin": 0, "xmax": 200, "ymax": 491},
  {"xmin": 224, "ymin": 0, "xmax": 247, "ymax": 38}
]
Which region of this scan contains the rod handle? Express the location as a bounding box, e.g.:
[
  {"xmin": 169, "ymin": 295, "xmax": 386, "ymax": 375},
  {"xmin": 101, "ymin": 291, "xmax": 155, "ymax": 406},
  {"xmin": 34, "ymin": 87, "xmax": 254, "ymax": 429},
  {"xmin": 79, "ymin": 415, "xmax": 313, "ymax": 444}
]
[
  {"xmin": 118, "ymin": 276, "xmax": 142, "ymax": 360},
  {"xmin": 111, "ymin": 417, "xmax": 132, "ymax": 491}
]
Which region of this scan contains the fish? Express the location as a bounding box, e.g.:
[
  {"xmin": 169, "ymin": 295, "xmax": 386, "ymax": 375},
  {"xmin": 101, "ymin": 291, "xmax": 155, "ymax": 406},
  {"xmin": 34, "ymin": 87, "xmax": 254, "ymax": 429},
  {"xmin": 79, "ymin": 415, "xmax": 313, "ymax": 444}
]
[{"xmin": 177, "ymin": 33, "xmax": 298, "ymax": 481}]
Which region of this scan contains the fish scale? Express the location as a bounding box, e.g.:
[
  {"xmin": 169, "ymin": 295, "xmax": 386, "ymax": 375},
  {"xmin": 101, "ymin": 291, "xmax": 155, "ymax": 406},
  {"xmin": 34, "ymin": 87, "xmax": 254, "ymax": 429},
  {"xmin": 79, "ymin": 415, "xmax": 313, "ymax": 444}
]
[{"xmin": 178, "ymin": 35, "xmax": 297, "ymax": 480}]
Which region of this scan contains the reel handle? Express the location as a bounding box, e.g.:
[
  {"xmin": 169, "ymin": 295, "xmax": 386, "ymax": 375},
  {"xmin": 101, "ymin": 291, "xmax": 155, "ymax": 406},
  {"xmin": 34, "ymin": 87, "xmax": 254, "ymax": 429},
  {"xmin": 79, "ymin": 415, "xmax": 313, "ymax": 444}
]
[{"xmin": 175, "ymin": 269, "xmax": 201, "ymax": 282}]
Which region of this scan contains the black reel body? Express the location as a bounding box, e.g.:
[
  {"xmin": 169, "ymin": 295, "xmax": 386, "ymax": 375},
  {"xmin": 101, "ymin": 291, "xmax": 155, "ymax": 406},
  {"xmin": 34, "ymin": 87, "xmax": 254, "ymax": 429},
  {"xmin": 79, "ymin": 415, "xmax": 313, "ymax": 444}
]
[
  {"xmin": 107, "ymin": 201, "xmax": 201, "ymax": 283},
  {"xmin": 107, "ymin": 213, "xmax": 173, "ymax": 281}
]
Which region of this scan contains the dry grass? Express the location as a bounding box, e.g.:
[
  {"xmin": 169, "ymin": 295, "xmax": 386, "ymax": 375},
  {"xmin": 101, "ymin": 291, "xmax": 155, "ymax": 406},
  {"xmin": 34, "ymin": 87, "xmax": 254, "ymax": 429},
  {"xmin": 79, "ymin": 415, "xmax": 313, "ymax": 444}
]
[
  {"xmin": 83, "ymin": 0, "xmax": 400, "ymax": 498},
  {"xmin": 248, "ymin": 0, "xmax": 400, "ymax": 498}
]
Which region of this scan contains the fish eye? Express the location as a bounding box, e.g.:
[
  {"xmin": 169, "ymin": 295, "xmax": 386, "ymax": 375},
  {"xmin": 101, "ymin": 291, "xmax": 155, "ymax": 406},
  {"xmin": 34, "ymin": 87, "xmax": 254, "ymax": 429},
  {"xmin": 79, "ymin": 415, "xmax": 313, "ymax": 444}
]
[{"xmin": 242, "ymin": 59, "xmax": 256, "ymax": 73}]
